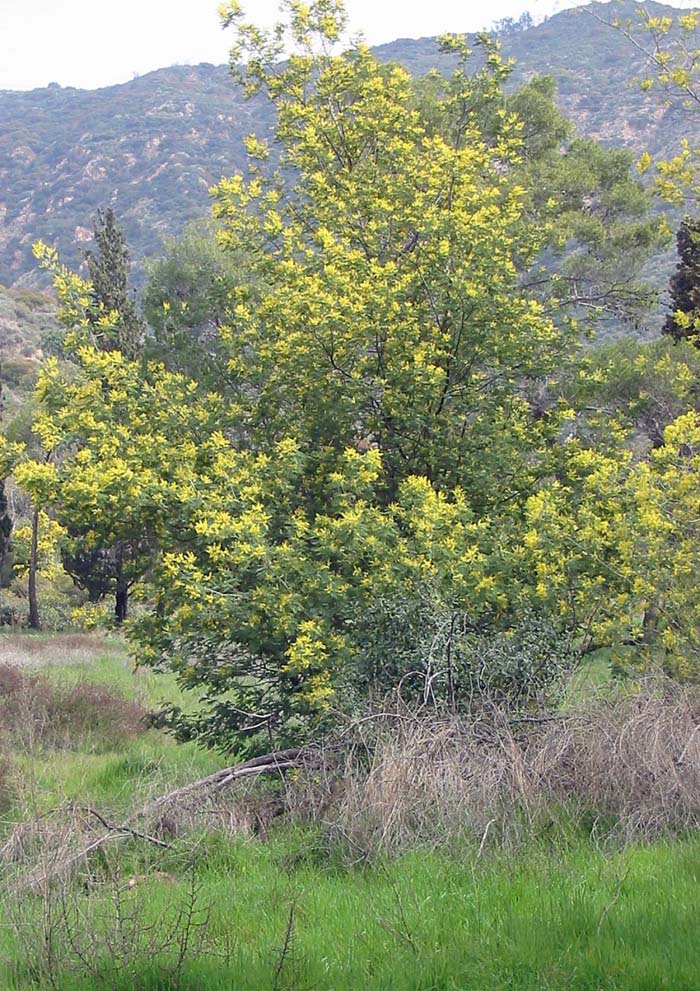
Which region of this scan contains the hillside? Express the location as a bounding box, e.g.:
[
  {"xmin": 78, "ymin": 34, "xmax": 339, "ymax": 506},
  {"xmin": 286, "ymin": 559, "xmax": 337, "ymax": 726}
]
[
  {"xmin": 0, "ymin": 285, "xmax": 56, "ymax": 398},
  {"xmin": 0, "ymin": 62, "xmax": 263, "ymax": 289},
  {"xmin": 0, "ymin": 1, "xmax": 692, "ymax": 293}
]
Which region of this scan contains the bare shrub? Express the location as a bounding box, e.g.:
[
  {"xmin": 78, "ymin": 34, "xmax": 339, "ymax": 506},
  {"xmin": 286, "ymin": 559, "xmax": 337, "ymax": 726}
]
[
  {"xmin": 283, "ymin": 710, "xmax": 521, "ymax": 858},
  {"xmin": 531, "ymin": 687, "xmax": 700, "ymax": 840},
  {"xmin": 152, "ymin": 782, "xmax": 286, "ymax": 840},
  {"xmin": 350, "ymin": 597, "xmax": 576, "ymax": 712},
  {"xmin": 280, "ymin": 682, "xmax": 700, "ymax": 857},
  {"xmin": 0, "ymin": 664, "xmax": 148, "ymax": 752}
]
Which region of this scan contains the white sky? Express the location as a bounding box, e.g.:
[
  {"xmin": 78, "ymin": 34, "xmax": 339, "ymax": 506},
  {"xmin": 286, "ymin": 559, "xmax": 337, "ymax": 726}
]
[{"xmin": 0, "ymin": 0, "xmax": 694, "ymax": 92}]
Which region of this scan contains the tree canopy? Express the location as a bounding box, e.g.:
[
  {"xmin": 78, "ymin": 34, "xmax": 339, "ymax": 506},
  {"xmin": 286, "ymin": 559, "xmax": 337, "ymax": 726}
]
[{"xmin": 11, "ymin": 0, "xmax": 696, "ymax": 752}]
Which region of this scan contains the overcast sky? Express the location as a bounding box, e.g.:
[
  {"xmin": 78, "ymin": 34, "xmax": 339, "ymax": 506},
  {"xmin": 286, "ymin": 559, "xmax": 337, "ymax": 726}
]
[{"xmin": 0, "ymin": 0, "xmax": 695, "ymax": 92}]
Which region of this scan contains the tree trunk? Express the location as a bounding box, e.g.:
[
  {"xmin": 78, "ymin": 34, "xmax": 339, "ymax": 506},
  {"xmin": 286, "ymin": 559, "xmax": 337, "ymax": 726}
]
[
  {"xmin": 28, "ymin": 508, "xmax": 40, "ymax": 631},
  {"xmin": 115, "ymin": 576, "xmax": 128, "ymax": 625},
  {"xmin": 0, "ymin": 479, "xmax": 14, "ymax": 589}
]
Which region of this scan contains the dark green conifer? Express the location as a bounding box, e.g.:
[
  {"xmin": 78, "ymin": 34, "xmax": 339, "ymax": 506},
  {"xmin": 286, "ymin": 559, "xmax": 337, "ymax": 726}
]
[
  {"xmin": 85, "ymin": 207, "xmax": 145, "ymax": 359},
  {"xmin": 663, "ymin": 217, "xmax": 700, "ymax": 345}
]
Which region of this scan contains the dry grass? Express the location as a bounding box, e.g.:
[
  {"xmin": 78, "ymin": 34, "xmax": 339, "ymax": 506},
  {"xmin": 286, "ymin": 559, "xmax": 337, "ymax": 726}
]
[
  {"xmin": 0, "ymin": 663, "xmax": 148, "ymax": 753},
  {"xmin": 279, "ymin": 682, "xmax": 700, "ymax": 857},
  {"xmin": 104, "ymin": 679, "xmax": 700, "ymax": 858},
  {"xmin": 66, "ymin": 679, "xmax": 700, "ymax": 861},
  {"xmin": 0, "ymin": 633, "xmax": 115, "ymax": 670},
  {"xmin": 4, "ymin": 679, "xmax": 700, "ymax": 880}
]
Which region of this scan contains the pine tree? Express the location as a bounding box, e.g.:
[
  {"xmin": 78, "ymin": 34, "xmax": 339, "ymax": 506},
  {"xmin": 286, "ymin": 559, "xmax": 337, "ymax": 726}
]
[
  {"xmin": 663, "ymin": 217, "xmax": 700, "ymax": 345},
  {"xmin": 85, "ymin": 208, "xmax": 145, "ymax": 359}
]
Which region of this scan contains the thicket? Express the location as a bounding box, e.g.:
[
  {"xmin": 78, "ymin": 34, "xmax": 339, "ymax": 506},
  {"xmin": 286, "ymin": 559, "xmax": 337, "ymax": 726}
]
[{"xmin": 0, "ymin": 635, "xmax": 698, "ymax": 989}]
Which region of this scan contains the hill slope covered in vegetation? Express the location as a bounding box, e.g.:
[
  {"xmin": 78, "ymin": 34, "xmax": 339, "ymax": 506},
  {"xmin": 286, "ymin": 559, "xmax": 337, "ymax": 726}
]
[{"xmin": 0, "ymin": 0, "xmax": 691, "ymax": 292}]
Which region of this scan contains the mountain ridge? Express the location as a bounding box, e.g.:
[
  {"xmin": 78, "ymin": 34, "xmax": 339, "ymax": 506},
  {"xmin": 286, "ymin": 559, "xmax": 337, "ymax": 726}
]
[{"xmin": 0, "ymin": 0, "xmax": 692, "ymax": 290}]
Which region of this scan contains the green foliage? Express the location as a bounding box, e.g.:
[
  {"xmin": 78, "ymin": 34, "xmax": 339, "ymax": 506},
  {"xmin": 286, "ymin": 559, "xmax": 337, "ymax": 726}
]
[
  {"xmin": 561, "ymin": 335, "xmax": 700, "ymax": 449},
  {"xmin": 524, "ymin": 408, "xmax": 700, "ymax": 677},
  {"xmin": 14, "ymin": 1, "xmax": 673, "ymax": 752},
  {"xmin": 141, "ymin": 218, "xmax": 244, "ymax": 387}
]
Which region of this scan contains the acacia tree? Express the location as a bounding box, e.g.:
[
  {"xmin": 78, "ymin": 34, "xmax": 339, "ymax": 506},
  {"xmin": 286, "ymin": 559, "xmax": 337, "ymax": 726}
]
[
  {"xmin": 37, "ymin": 212, "xmax": 147, "ymax": 623},
  {"xmin": 14, "ymin": 344, "xmax": 230, "ymax": 629},
  {"xmin": 18, "ymin": 2, "xmax": 665, "ymax": 749},
  {"xmin": 606, "ymin": 5, "xmax": 700, "ymax": 205},
  {"xmin": 134, "ymin": 4, "xmax": 589, "ymax": 745}
]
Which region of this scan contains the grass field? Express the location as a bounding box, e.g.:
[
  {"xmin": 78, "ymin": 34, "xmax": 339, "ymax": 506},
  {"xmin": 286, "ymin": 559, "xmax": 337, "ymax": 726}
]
[
  {"xmin": 3, "ymin": 830, "xmax": 700, "ymax": 990},
  {"xmin": 0, "ymin": 634, "xmax": 698, "ymax": 990}
]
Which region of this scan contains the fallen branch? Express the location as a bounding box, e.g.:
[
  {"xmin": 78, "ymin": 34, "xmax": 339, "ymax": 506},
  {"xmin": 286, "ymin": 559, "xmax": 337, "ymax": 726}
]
[
  {"xmin": 80, "ymin": 806, "xmax": 171, "ymax": 850},
  {"xmin": 134, "ymin": 747, "xmax": 304, "ymax": 822}
]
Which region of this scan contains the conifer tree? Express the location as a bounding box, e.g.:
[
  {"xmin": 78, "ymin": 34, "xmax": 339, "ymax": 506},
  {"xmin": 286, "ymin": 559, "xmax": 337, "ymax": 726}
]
[
  {"xmin": 85, "ymin": 207, "xmax": 145, "ymax": 360},
  {"xmin": 663, "ymin": 218, "xmax": 700, "ymax": 345}
]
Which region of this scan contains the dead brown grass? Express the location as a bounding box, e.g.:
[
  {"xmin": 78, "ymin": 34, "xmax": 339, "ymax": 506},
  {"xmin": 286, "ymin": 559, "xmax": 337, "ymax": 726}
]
[
  {"xmin": 0, "ymin": 633, "xmax": 117, "ymax": 670},
  {"xmin": 4, "ymin": 680, "xmax": 700, "ymax": 876},
  {"xmin": 0, "ymin": 664, "xmax": 148, "ymax": 752},
  {"xmin": 111, "ymin": 681, "xmax": 700, "ymax": 857},
  {"xmin": 279, "ymin": 683, "xmax": 700, "ymax": 856}
]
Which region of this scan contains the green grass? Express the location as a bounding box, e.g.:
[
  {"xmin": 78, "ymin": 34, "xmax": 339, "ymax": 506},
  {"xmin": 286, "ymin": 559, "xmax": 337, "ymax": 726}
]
[
  {"xmin": 2, "ymin": 832, "xmax": 700, "ymax": 989},
  {"xmin": 29, "ymin": 635, "xmax": 196, "ymax": 710},
  {"xmin": 1, "ymin": 634, "xmax": 699, "ymax": 990},
  {"xmin": 0, "ymin": 632, "xmax": 222, "ymax": 811},
  {"xmin": 563, "ymin": 649, "xmax": 613, "ymax": 707}
]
